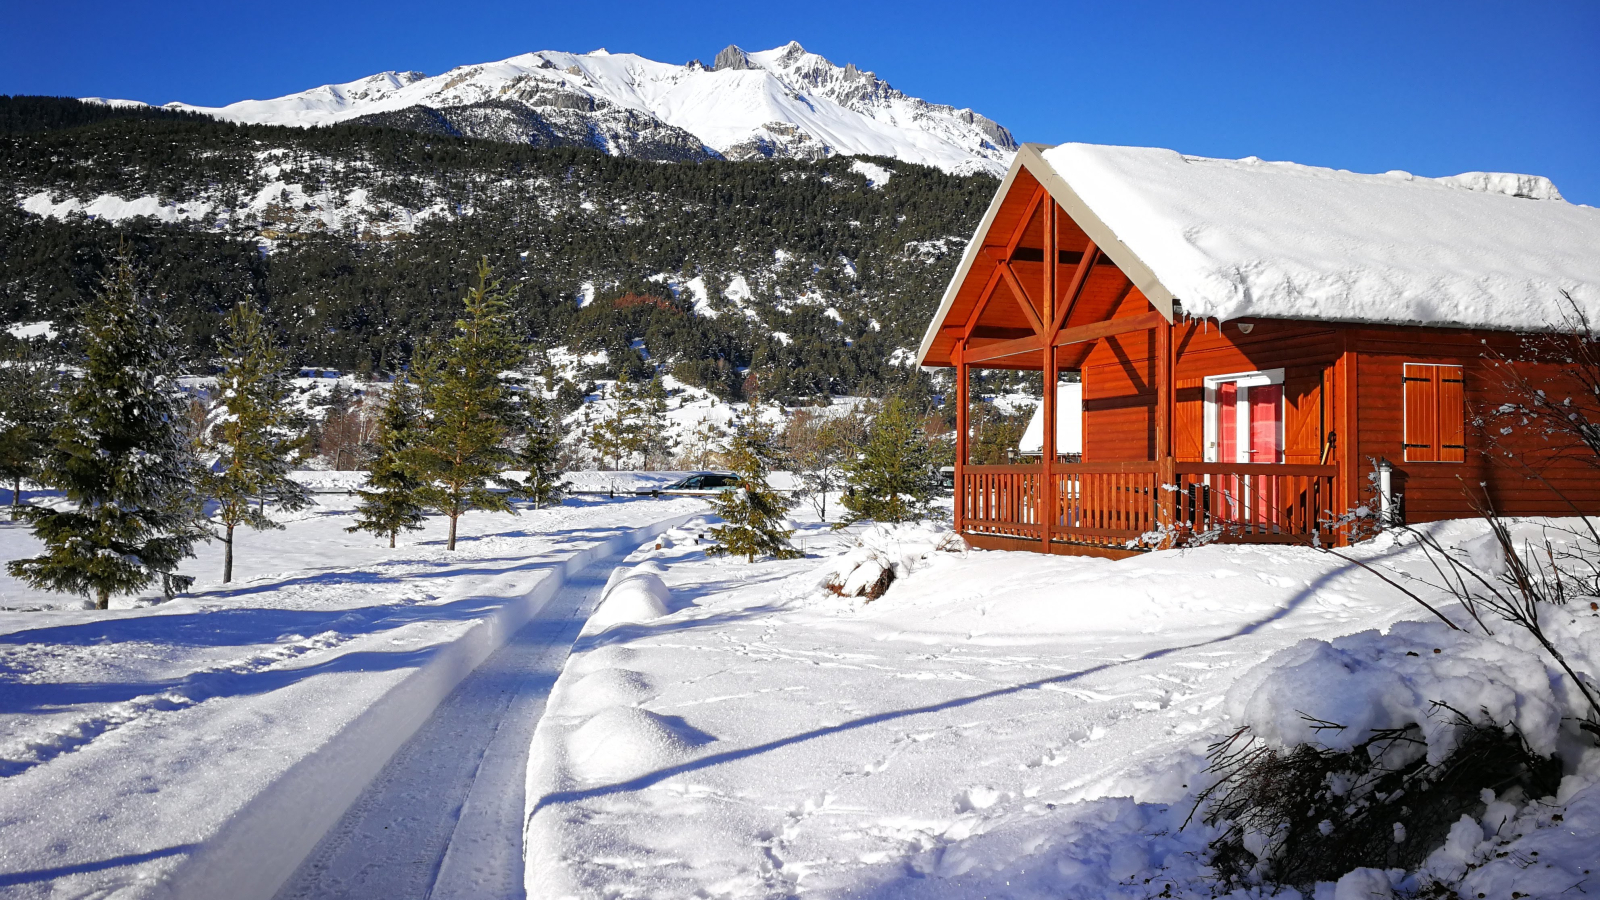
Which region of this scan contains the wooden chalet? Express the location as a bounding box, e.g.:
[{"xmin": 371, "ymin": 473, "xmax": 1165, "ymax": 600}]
[{"xmin": 917, "ymin": 143, "xmax": 1600, "ymax": 558}]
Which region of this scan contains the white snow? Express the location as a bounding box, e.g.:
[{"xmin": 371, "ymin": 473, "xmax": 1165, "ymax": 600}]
[
  {"xmin": 0, "ymin": 489, "xmax": 703, "ymax": 897},
  {"xmin": 4, "ymin": 321, "xmax": 55, "ymax": 341},
  {"xmin": 156, "ymin": 44, "xmax": 1014, "ymax": 177},
  {"xmin": 850, "ymin": 159, "xmax": 893, "ymax": 188},
  {"xmin": 525, "ymin": 514, "xmax": 1600, "ymax": 899},
  {"xmin": 1016, "ymin": 382, "xmax": 1083, "ymax": 455},
  {"xmin": 21, "ymin": 190, "xmax": 214, "ymax": 224},
  {"xmin": 1039, "ymin": 143, "xmax": 1600, "ymax": 332}
]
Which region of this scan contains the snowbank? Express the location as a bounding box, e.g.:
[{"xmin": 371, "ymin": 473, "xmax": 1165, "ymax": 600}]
[
  {"xmin": 582, "ymin": 568, "xmax": 672, "ymax": 633},
  {"xmin": 1228, "ymin": 620, "xmax": 1571, "ymax": 763}
]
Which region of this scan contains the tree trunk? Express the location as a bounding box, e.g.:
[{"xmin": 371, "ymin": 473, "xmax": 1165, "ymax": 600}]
[
  {"xmin": 389, "ymin": 530, "xmax": 396, "ymax": 549},
  {"xmin": 96, "ymin": 587, "xmax": 109, "ymax": 610},
  {"xmin": 448, "ymin": 513, "xmax": 458, "ymax": 551},
  {"xmin": 224, "ymin": 523, "xmax": 235, "ymax": 583},
  {"xmin": 10, "ymin": 476, "xmax": 19, "ymax": 521}
]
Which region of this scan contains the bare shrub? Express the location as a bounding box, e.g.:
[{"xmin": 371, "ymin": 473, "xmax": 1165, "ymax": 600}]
[{"xmin": 1195, "ymin": 711, "xmax": 1559, "ymax": 889}]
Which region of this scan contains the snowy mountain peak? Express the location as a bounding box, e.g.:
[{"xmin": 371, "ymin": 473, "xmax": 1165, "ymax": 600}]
[
  {"xmin": 154, "ymin": 44, "xmax": 1016, "ymax": 176},
  {"xmin": 712, "ymin": 44, "xmax": 756, "ymax": 71}
]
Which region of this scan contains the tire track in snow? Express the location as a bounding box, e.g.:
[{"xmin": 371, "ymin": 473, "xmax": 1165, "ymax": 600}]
[{"xmin": 272, "ymin": 551, "xmax": 618, "ymax": 900}]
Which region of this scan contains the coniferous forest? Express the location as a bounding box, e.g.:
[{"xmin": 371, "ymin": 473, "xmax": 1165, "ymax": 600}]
[{"xmin": 0, "ymin": 96, "xmax": 1002, "ymax": 404}]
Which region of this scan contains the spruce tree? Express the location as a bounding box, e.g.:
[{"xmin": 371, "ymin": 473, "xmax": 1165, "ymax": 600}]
[
  {"xmin": 204, "ymin": 300, "xmax": 311, "ymax": 582},
  {"xmin": 588, "ymin": 371, "xmax": 651, "ymax": 470},
  {"xmin": 708, "ymin": 411, "xmax": 801, "ymax": 563},
  {"xmin": 0, "ymin": 339, "xmax": 58, "ymax": 520},
  {"xmin": 8, "ymin": 251, "xmax": 204, "ymax": 608},
  {"xmin": 841, "ymin": 397, "xmax": 939, "ymax": 525},
  {"xmin": 509, "ymin": 389, "xmax": 565, "ymax": 509},
  {"xmin": 348, "ymin": 371, "xmax": 427, "ymax": 546},
  {"xmin": 413, "ymin": 258, "xmax": 524, "ymax": 550}
]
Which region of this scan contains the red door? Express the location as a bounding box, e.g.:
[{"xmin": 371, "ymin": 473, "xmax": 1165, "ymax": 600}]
[{"xmin": 1248, "ymin": 385, "xmax": 1283, "ymax": 463}]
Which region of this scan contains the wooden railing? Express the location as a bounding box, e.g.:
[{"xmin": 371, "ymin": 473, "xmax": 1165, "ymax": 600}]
[
  {"xmin": 1170, "ymin": 462, "xmax": 1339, "ymax": 545},
  {"xmin": 960, "ymin": 461, "xmax": 1339, "ymax": 551}
]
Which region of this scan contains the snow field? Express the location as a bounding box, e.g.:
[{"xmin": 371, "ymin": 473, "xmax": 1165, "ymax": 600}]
[
  {"xmin": 523, "ymin": 515, "xmax": 1600, "ymax": 898},
  {"xmin": 0, "ymin": 491, "xmax": 704, "ymax": 899}
]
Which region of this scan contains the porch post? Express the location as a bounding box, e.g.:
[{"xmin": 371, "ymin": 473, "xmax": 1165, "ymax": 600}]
[
  {"xmin": 954, "ymin": 340, "xmax": 968, "ymax": 536},
  {"xmin": 1041, "ymin": 201, "xmax": 1059, "ymax": 552},
  {"xmin": 1155, "ymin": 318, "xmax": 1176, "ymax": 531}
]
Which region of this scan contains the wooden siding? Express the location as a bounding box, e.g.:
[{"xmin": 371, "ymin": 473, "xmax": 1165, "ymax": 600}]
[{"xmin": 1346, "ymin": 327, "xmax": 1600, "ymax": 520}]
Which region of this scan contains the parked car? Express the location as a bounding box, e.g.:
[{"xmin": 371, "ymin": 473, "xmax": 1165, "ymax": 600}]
[{"xmin": 645, "ymin": 472, "xmax": 741, "ymax": 497}]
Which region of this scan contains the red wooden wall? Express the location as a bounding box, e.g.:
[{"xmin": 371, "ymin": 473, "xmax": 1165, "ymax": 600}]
[{"xmin": 1078, "ymin": 315, "xmax": 1600, "ymax": 522}]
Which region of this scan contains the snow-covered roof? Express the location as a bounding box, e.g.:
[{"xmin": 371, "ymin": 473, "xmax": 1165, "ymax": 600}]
[{"xmin": 1038, "ymin": 143, "xmax": 1600, "ymax": 332}]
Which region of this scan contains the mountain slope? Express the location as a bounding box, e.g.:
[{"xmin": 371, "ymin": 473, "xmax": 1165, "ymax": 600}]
[
  {"xmin": 0, "ymin": 111, "xmax": 997, "ymax": 401},
  {"xmin": 157, "ymin": 42, "xmax": 1016, "ymax": 176}
]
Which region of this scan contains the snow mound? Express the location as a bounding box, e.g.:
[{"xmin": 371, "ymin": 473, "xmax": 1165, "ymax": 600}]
[
  {"xmin": 564, "ymin": 707, "xmax": 710, "ymax": 782},
  {"xmin": 584, "ymin": 571, "xmax": 672, "ymax": 633},
  {"xmin": 817, "ymin": 522, "xmax": 966, "ymax": 599},
  {"xmin": 1227, "ymin": 619, "xmax": 1566, "ymax": 764},
  {"xmin": 559, "ymin": 667, "xmax": 654, "ymax": 718}
]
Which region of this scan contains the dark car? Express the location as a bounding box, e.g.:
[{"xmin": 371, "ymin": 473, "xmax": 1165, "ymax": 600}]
[{"xmin": 644, "ymin": 472, "xmax": 741, "ymax": 497}]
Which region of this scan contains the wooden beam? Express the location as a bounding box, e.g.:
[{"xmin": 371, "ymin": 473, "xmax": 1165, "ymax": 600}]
[
  {"xmin": 964, "ymin": 333, "xmax": 1046, "ymax": 364},
  {"xmin": 998, "ymin": 261, "xmax": 1046, "ymax": 335},
  {"xmin": 955, "ymin": 339, "xmax": 967, "ymax": 534},
  {"xmin": 1009, "ymin": 247, "xmax": 1086, "ymax": 266},
  {"xmin": 1042, "ymin": 199, "xmax": 1058, "ymax": 550},
  {"xmin": 1004, "ymin": 186, "xmax": 1047, "ymax": 261},
  {"xmin": 1053, "ymin": 310, "xmax": 1167, "ymax": 348},
  {"xmin": 1052, "ymin": 240, "xmax": 1099, "ymax": 334},
  {"xmin": 960, "ymin": 264, "xmax": 1007, "ymax": 339}
]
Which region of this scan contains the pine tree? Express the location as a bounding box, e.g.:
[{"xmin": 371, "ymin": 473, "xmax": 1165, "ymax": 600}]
[
  {"xmin": 0, "ymin": 339, "xmax": 58, "ymax": 520},
  {"xmin": 413, "ymin": 258, "xmax": 524, "ymax": 550},
  {"xmin": 708, "ymin": 410, "xmax": 801, "ymax": 563},
  {"xmin": 509, "ymin": 389, "xmax": 565, "ymax": 509},
  {"xmin": 7, "ymin": 251, "xmax": 204, "ymax": 608},
  {"xmin": 841, "ymin": 397, "xmax": 938, "ymax": 525},
  {"xmin": 203, "ymin": 301, "xmax": 312, "ymax": 583},
  {"xmin": 348, "ymin": 371, "xmax": 427, "ymax": 546},
  {"xmin": 588, "ymin": 371, "xmax": 653, "ymax": 470}
]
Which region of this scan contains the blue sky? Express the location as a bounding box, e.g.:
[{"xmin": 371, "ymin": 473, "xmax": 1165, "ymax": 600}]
[{"xmin": 4, "ymin": 0, "xmax": 1597, "ymax": 203}]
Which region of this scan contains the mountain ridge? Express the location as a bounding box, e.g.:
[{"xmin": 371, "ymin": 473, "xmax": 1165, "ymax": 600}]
[{"xmin": 106, "ymin": 42, "xmax": 1016, "ymax": 176}]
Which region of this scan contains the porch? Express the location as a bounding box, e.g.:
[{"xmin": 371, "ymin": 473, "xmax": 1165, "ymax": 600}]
[{"xmin": 957, "ymin": 460, "xmax": 1340, "ymax": 557}]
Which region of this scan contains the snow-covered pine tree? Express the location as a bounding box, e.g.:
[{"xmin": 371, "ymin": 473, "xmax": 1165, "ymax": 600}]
[
  {"xmin": 413, "ymin": 258, "xmax": 524, "ymax": 550},
  {"xmin": 348, "ymin": 371, "xmax": 427, "ymax": 546},
  {"xmin": 841, "ymin": 397, "xmax": 938, "ymax": 525},
  {"xmin": 204, "ymin": 300, "xmax": 312, "ymax": 582},
  {"xmin": 0, "ymin": 339, "xmax": 59, "ymax": 520},
  {"xmin": 7, "ymin": 251, "xmax": 204, "ymax": 608},
  {"xmin": 708, "ymin": 410, "xmax": 801, "ymax": 563}
]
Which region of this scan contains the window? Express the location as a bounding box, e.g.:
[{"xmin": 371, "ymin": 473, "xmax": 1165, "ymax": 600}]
[
  {"xmin": 1203, "ymin": 369, "xmax": 1285, "ymax": 463},
  {"xmin": 1403, "ymin": 363, "xmax": 1465, "ymax": 462}
]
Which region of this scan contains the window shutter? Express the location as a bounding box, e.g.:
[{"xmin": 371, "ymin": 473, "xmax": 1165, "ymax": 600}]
[
  {"xmin": 1403, "ymin": 363, "xmax": 1464, "ymax": 463},
  {"xmin": 1438, "ymin": 365, "xmax": 1465, "ymax": 462},
  {"xmin": 1403, "ymin": 364, "xmax": 1437, "ymax": 461}
]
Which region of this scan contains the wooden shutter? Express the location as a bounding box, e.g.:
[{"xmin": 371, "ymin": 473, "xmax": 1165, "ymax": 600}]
[
  {"xmin": 1438, "ymin": 365, "xmax": 1465, "ymax": 462},
  {"xmin": 1175, "ymin": 377, "xmax": 1205, "ymax": 461},
  {"xmin": 1403, "ymin": 363, "xmax": 1464, "ymax": 463},
  {"xmin": 1284, "ymin": 369, "xmax": 1324, "ymax": 464}
]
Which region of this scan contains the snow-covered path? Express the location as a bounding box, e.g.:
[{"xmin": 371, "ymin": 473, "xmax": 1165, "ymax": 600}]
[
  {"xmin": 276, "ymin": 548, "xmax": 615, "ymax": 900},
  {"xmin": 0, "ymin": 491, "xmax": 703, "ymax": 900}
]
